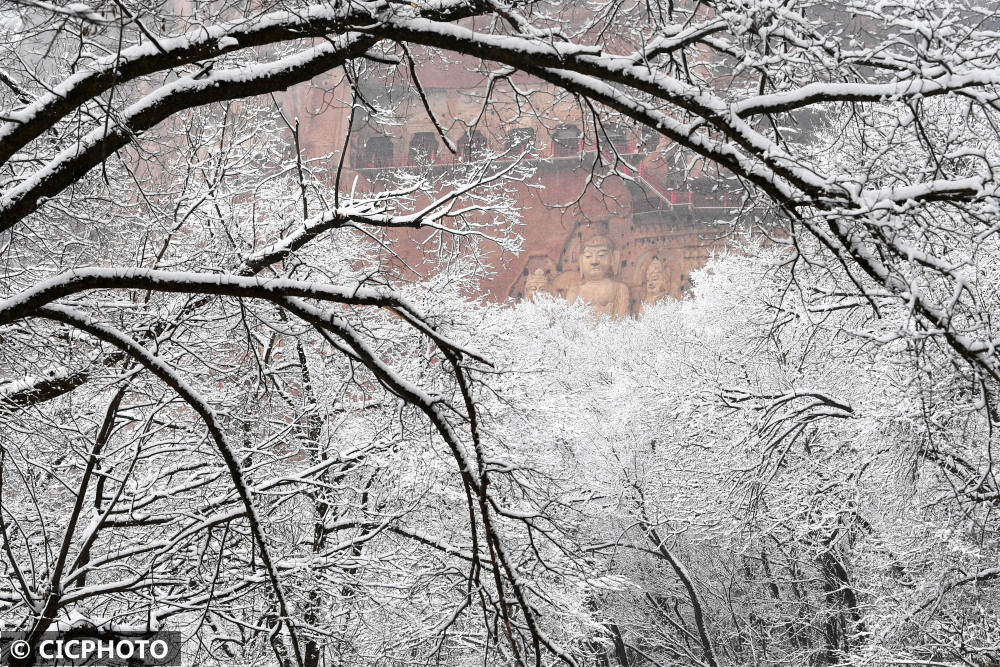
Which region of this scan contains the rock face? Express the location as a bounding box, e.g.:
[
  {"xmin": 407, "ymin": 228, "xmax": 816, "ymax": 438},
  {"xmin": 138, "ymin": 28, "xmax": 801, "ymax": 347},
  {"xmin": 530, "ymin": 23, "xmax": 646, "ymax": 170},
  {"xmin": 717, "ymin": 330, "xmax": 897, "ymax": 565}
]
[{"xmin": 281, "ymin": 66, "xmax": 739, "ymax": 316}]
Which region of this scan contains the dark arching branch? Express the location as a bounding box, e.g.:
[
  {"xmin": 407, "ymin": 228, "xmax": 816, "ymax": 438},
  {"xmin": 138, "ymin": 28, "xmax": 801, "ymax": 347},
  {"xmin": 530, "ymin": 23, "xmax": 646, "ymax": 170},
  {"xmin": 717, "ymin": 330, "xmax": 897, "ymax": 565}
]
[{"xmin": 28, "ymin": 305, "xmax": 306, "ymax": 667}]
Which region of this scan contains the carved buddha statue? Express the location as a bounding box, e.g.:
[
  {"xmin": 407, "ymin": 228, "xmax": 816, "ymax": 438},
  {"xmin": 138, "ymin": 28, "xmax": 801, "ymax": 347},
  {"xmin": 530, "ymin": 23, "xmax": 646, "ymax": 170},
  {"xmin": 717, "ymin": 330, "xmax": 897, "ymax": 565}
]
[
  {"xmin": 523, "ymin": 268, "xmax": 553, "ymax": 301},
  {"xmin": 642, "ymin": 257, "xmax": 669, "ymax": 308},
  {"xmin": 564, "ymin": 235, "xmax": 631, "ymax": 317}
]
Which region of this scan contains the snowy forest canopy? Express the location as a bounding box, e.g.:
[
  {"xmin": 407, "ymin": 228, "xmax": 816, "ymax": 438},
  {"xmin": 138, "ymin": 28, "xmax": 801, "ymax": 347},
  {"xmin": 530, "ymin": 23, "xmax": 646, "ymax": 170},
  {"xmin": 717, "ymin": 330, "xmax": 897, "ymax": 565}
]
[{"xmin": 2, "ymin": 0, "xmax": 1000, "ymax": 666}]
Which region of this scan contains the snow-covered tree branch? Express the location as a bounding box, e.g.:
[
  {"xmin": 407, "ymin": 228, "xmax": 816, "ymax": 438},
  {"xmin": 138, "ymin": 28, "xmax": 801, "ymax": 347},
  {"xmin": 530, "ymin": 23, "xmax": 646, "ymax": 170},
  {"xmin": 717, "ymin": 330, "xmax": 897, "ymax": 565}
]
[{"xmin": 4, "ymin": 0, "xmax": 1000, "ymax": 665}]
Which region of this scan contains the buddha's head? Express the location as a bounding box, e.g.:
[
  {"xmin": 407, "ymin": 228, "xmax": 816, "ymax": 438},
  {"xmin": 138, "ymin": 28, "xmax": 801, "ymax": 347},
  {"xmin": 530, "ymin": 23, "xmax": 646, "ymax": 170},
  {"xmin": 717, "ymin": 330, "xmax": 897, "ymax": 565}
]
[
  {"xmin": 578, "ymin": 235, "xmax": 617, "ymax": 281},
  {"xmin": 645, "ymin": 257, "xmax": 668, "ymax": 297}
]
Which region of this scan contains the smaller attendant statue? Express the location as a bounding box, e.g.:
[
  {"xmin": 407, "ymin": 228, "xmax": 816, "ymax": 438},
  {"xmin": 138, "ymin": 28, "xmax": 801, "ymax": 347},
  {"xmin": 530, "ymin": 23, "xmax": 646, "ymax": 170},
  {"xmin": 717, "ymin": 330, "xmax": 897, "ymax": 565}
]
[
  {"xmin": 642, "ymin": 257, "xmax": 669, "ymax": 309},
  {"xmin": 523, "ymin": 269, "xmax": 553, "ymax": 301}
]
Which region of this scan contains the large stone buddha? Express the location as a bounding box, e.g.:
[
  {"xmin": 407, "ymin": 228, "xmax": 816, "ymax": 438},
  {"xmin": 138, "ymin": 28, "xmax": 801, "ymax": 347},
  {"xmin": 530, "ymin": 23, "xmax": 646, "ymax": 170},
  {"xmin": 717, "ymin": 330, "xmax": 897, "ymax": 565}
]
[{"xmin": 564, "ymin": 235, "xmax": 631, "ymax": 317}]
